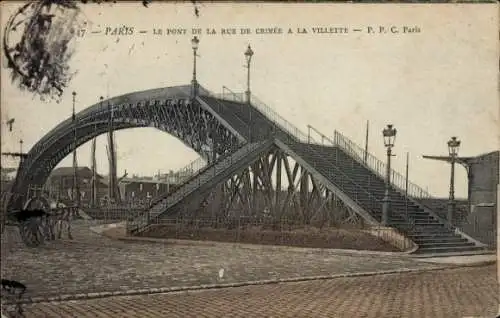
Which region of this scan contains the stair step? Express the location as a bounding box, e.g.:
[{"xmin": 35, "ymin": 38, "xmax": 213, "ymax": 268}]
[
  {"xmin": 393, "ymin": 224, "xmax": 445, "ymax": 229},
  {"xmin": 412, "ymin": 227, "xmax": 451, "ymax": 232},
  {"xmin": 410, "ymin": 249, "xmax": 492, "ymax": 258},
  {"xmin": 417, "ymin": 241, "xmax": 475, "ymax": 248},
  {"xmin": 414, "ymin": 245, "xmax": 484, "ymax": 254},
  {"xmin": 413, "ymin": 237, "xmax": 468, "ymax": 243},
  {"xmin": 412, "ymin": 222, "xmax": 442, "ymax": 226},
  {"xmin": 409, "ymin": 233, "xmax": 458, "ymax": 238},
  {"xmin": 394, "ymin": 215, "xmax": 437, "ymax": 220}
]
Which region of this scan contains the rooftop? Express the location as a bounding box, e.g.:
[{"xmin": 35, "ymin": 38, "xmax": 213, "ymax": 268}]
[{"xmin": 50, "ymin": 166, "xmax": 104, "ymax": 179}]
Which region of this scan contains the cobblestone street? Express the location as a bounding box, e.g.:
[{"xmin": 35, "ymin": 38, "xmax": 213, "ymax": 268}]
[
  {"xmin": 14, "ymin": 265, "xmax": 500, "ymax": 318},
  {"xmin": 1, "ymin": 220, "xmax": 445, "ymax": 300}
]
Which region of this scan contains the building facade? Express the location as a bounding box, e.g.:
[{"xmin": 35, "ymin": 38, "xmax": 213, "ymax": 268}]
[
  {"xmin": 462, "ymin": 151, "xmax": 498, "ymax": 247},
  {"xmin": 45, "ymin": 166, "xmax": 108, "ymax": 205},
  {"xmin": 118, "ymin": 177, "xmax": 173, "ymax": 204}
]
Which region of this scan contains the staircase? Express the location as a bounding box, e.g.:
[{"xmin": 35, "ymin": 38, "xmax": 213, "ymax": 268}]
[
  {"xmin": 198, "ymin": 96, "xmax": 275, "ymax": 141},
  {"xmin": 419, "ymin": 198, "xmax": 469, "ymax": 224},
  {"xmin": 128, "ymin": 139, "xmax": 273, "ymax": 235},
  {"xmin": 302, "ymin": 143, "xmax": 485, "ymax": 254},
  {"xmin": 202, "ymin": 89, "xmax": 487, "ymax": 255},
  {"xmin": 129, "ymin": 86, "xmax": 487, "ymax": 254}
]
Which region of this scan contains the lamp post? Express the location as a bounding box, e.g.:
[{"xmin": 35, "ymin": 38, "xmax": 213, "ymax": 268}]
[
  {"xmin": 244, "ymin": 45, "xmax": 254, "ymax": 104},
  {"xmin": 19, "ymin": 139, "xmax": 23, "ymax": 165},
  {"xmin": 191, "ymin": 36, "xmax": 200, "ymax": 99},
  {"xmin": 382, "ymin": 124, "xmax": 397, "ymax": 226},
  {"xmin": 244, "ymin": 44, "xmax": 254, "ymax": 141},
  {"xmin": 447, "ymin": 136, "xmax": 460, "ymax": 224}
]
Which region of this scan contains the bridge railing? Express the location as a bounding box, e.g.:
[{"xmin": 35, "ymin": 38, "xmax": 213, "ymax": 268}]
[
  {"xmin": 332, "ymin": 130, "xmax": 432, "ymax": 200},
  {"xmin": 249, "ymin": 94, "xmax": 309, "ymax": 142},
  {"xmin": 199, "ymin": 91, "xmax": 252, "ymax": 141},
  {"xmin": 220, "ymin": 86, "xmax": 245, "ymax": 103},
  {"xmin": 214, "ymin": 87, "xmax": 308, "ymax": 143},
  {"xmin": 169, "ymin": 156, "xmax": 208, "ymax": 184},
  {"xmin": 306, "ymin": 125, "xmax": 433, "ymax": 200},
  {"xmin": 128, "ymin": 140, "xmax": 272, "ymax": 234},
  {"xmin": 149, "ymin": 156, "xmax": 208, "ymax": 207}
]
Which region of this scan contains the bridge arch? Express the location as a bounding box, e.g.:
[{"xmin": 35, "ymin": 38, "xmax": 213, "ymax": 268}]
[{"xmin": 9, "ymin": 85, "xmax": 247, "ymax": 209}]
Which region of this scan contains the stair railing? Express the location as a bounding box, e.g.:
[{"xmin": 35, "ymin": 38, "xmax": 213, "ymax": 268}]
[
  {"xmin": 213, "ymin": 88, "xmax": 308, "ymax": 143},
  {"xmin": 128, "ymin": 140, "xmax": 270, "ymax": 234},
  {"xmin": 149, "ymin": 156, "xmax": 208, "ymax": 204},
  {"xmin": 307, "ymin": 125, "xmax": 332, "ymax": 145},
  {"xmin": 168, "ymin": 156, "xmax": 207, "ymax": 184},
  {"xmin": 306, "ymin": 124, "xmax": 432, "ymax": 200},
  {"xmin": 332, "ymin": 130, "xmax": 432, "ymax": 200},
  {"xmin": 199, "ymin": 94, "xmax": 252, "ymax": 141},
  {"xmin": 249, "ymin": 94, "xmax": 309, "ymax": 142},
  {"xmin": 147, "ymin": 144, "xmax": 238, "ymax": 209},
  {"xmin": 220, "ymin": 86, "xmax": 245, "ymax": 103}
]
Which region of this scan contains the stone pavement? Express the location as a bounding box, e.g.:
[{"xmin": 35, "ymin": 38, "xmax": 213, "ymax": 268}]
[
  {"xmin": 11, "ymin": 264, "xmax": 500, "ymax": 318},
  {"xmin": 0, "ymin": 220, "xmax": 449, "ymax": 302}
]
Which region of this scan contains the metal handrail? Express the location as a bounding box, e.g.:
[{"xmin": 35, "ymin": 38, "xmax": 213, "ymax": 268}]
[
  {"xmin": 332, "ymin": 130, "xmax": 432, "ymax": 200},
  {"xmin": 214, "ymin": 88, "xmax": 307, "ymax": 142},
  {"xmin": 147, "ymin": 144, "xmax": 239, "ymax": 208},
  {"xmin": 307, "ymin": 125, "xmax": 332, "ymax": 145},
  {"xmin": 128, "ymin": 140, "xmax": 270, "ymax": 233},
  {"xmin": 168, "ymin": 156, "xmax": 207, "ymax": 184},
  {"xmin": 200, "ymin": 93, "xmax": 252, "ymax": 140},
  {"xmin": 145, "ymin": 156, "xmax": 208, "ymax": 207}
]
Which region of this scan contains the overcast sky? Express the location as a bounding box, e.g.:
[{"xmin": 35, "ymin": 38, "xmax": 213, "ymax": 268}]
[{"xmin": 1, "ymin": 2, "xmax": 498, "ymax": 198}]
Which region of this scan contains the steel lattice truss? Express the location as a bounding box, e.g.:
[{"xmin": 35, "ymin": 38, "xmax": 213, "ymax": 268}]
[
  {"xmin": 155, "ymin": 146, "xmax": 363, "ymax": 229},
  {"xmin": 8, "ymin": 86, "xmax": 243, "ymax": 210}
]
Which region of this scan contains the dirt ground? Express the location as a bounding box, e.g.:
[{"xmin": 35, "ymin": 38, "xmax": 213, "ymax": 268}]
[{"xmin": 138, "ymin": 224, "xmax": 400, "ymax": 252}]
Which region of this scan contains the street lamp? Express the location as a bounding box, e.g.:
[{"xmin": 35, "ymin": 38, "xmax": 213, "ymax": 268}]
[
  {"xmin": 447, "ymin": 136, "xmax": 460, "ymax": 224},
  {"xmin": 191, "ymin": 36, "xmax": 200, "ymax": 98},
  {"xmin": 382, "ymin": 124, "xmax": 397, "ymax": 226},
  {"xmin": 244, "ymin": 44, "xmax": 254, "ymax": 104},
  {"xmin": 244, "ymin": 44, "xmax": 254, "ymax": 141}
]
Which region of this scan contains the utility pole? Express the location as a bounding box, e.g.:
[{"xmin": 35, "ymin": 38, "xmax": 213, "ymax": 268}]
[
  {"xmin": 107, "ymin": 99, "xmax": 120, "ymax": 204},
  {"xmin": 90, "ymin": 124, "xmax": 97, "ymax": 207},
  {"xmin": 72, "ymin": 91, "xmax": 80, "ymax": 208},
  {"xmin": 405, "ymin": 152, "xmax": 409, "ymax": 217},
  {"xmin": 364, "ymin": 120, "xmax": 369, "ymax": 163}
]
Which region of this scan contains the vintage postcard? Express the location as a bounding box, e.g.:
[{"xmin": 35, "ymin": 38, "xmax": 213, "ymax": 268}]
[{"xmin": 0, "ymin": 1, "xmax": 498, "ymax": 317}]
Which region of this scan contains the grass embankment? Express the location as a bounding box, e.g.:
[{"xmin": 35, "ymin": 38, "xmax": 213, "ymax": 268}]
[{"xmin": 136, "ymin": 224, "xmax": 401, "ymax": 252}]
